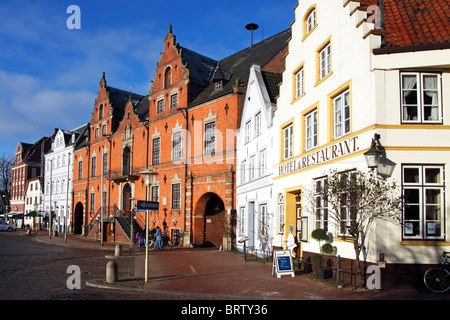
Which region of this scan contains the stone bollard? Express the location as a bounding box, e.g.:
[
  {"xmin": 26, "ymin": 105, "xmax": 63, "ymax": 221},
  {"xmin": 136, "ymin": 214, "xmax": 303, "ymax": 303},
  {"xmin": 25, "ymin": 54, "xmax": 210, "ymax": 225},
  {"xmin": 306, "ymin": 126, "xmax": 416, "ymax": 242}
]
[
  {"xmin": 106, "ymin": 260, "xmax": 118, "ymax": 284},
  {"xmin": 115, "ymin": 244, "xmax": 122, "ymax": 257}
]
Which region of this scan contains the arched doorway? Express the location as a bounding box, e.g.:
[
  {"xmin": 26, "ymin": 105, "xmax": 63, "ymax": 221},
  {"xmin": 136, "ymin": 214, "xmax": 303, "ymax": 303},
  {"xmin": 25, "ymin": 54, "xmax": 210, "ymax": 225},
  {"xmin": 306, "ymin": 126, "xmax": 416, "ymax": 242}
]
[
  {"xmin": 122, "ymin": 183, "xmax": 132, "ymax": 212},
  {"xmin": 73, "ymin": 202, "xmax": 84, "ymax": 234},
  {"xmin": 195, "ymin": 193, "xmax": 225, "ymax": 247}
]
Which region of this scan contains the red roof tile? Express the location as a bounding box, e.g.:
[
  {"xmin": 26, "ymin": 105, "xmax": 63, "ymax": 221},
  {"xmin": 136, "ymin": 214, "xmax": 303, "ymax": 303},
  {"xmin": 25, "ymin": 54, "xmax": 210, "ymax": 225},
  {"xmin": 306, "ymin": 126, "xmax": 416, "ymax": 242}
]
[{"xmin": 362, "ymin": 0, "xmax": 450, "ymax": 48}]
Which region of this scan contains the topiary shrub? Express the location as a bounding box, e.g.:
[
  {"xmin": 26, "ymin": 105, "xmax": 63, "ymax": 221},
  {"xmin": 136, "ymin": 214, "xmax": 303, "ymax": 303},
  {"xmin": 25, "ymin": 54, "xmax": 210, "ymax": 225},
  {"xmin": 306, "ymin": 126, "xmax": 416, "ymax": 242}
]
[
  {"xmin": 321, "ymin": 243, "xmax": 334, "ymax": 255},
  {"xmin": 311, "ymin": 228, "xmax": 328, "ymax": 242}
]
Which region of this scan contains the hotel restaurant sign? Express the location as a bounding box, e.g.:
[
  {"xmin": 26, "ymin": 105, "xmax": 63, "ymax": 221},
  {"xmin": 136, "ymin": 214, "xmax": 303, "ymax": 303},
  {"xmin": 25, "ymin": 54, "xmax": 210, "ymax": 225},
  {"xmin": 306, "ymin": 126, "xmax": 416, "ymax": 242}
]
[{"xmin": 278, "ymin": 136, "xmax": 360, "ymax": 176}]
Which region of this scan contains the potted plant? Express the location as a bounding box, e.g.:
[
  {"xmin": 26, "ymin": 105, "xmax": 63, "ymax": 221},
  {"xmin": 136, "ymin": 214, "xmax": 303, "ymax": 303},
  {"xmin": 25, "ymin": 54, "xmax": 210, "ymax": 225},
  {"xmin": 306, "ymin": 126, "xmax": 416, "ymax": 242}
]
[{"xmin": 311, "ymin": 254, "xmax": 325, "ymax": 279}]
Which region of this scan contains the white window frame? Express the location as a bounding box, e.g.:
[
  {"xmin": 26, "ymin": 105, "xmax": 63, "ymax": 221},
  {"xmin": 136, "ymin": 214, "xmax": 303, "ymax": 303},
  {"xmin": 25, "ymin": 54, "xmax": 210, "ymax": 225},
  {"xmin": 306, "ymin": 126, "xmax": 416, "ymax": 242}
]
[
  {"xmin": 305, "ymin": 109, "xmax": 318, "ymax": 151},
  {"xmin": 259, "ymin": 149, "xmax": 266, "ymax": 177},
  {"xmin": 250, "ymin": 155, "xmax": 256, "ymax": 180},
  {"xmin": 259, "ymin": 203, "xmax": 268, "ymax": 238},
  {"xmin": 152, "ymin": 137, "xmax": 160, "ymax": 165},
  {"xmin": 241, "ymin": 160, "xmax": 246, "ymax": 184},
  {"xmin": 401, "ymin": 72, "xmax": 442, "ymax": 123},
  {"xmin": 333, "ymin": 89, "xmax": 350, "ymax": 139},
  {"xmin": 283, "ymin": 124, "xmax": 293, "ymax": 160},
  {"xmin": 402, "ymin": 165, "xmax": 445, "ymax": 240},
  {"xmin": 170, "ymin": 93, "xmax": 178, "ymax": 109},
  {"xmin": 320, "ymin": 43, "xmax": 331, "ymax": 80},
  {"xmin": 277, "ymin": 194, "xmax": 284, "ymax": 234},
  {"xmin": 239, "ymin": 207, "xmax": 245, "ymax": 235},
  {"xmin": 204, "ymin": 122, "xmax": 216, "ymax": 155},
  {"xmin": 314, "ymin": 177, "xmax": 328, "ymax": 231},
  {"xmin": 157, "ymin": 99, "xmax": 165, "ymax": 114},
  {"xmin": 295, "ymin": 68, "xmax": 304, "ymax": 99},
  {"xmin": 245, "ymin": 120, "xmax": 251, "ymax": 144},
  {"xmin": 255, "ymin": 112, "xmax": 261, "ymax": 137},
  {"xmin": 307, "ymin": 9, "xmax": 316, "ymax": 34},
  {"xmin": 172, "ymin": 131, "xmax": 182, "ymax": 162}
]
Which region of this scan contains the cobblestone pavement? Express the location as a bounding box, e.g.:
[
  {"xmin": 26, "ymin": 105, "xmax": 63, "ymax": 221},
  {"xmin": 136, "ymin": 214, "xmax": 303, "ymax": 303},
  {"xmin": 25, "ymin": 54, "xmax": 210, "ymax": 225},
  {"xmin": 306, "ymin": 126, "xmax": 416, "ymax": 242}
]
[{"xmin": 2, "ymin": 230, "xmax": 449, "ymax": 309}]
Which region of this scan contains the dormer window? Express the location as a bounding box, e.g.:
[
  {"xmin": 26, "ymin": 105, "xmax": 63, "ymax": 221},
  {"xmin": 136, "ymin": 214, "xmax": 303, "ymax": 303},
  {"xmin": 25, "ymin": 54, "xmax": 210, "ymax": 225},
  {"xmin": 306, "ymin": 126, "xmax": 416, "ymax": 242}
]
[{"xmin": 215, "ymin": 81, "xmax": 222, "ymax": 91}]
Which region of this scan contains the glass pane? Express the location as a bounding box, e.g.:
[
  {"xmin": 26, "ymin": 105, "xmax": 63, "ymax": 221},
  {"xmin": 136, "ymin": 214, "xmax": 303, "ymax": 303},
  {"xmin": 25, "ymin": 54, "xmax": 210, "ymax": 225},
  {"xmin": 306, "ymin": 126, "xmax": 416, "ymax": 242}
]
[
  {"xmin": 404, "ymin": 205, "xmax": 420, "ymax": 220},
  {"xmin": 404, "ymin": 221, "xmax": 420, "ymax": 237},
  {"xmin": 426, "ymin": 205, "xmax": 441, "ymax": 221},
  {"xmin": 426, "ymin": 221, "xmax": 441, "ymax": 237},
  {"xmin": 403, "ymin": 168, "xmax": 420, "ymax": 183},
  {"xmin": 426, "ymin": 189, "xmax": 441, "ymax": 204},
  {"xmin": 405, "ymin": 188, "xmax": 420, "ymax": 203},
  {"xmin": 425, "ymin": 168, "xmax": 441, "ymax": 184}
]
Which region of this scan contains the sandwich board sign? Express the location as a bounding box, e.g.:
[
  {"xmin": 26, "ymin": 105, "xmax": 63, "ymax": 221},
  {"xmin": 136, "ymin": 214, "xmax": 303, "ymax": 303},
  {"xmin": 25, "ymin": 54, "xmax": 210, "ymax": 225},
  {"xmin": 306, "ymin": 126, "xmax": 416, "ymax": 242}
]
[{"xmin": 272, "ymin": 250, "xmax": 295, "ymax": 278}]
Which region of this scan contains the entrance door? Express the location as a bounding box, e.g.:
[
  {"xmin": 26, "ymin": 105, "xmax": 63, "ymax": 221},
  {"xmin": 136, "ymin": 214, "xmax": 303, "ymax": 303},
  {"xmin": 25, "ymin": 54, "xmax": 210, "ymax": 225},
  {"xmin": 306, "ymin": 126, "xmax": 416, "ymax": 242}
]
[
  {"xmin": 73, "ymin": 202, "xmax": 84, "ymax": 234},
  {"xmin": 203, "ymin": 193, "xmax": 225, "ymax": 247},
  {"xmin": 122, "ymin": 184, "xmax": 132, "ymax": 212}
]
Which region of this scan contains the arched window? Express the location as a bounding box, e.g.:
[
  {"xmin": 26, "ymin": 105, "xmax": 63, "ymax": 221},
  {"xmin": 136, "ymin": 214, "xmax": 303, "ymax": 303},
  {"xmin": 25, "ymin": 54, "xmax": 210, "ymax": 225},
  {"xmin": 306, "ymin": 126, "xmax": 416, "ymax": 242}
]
[
  {"xmin": 164, "ymin": 66, "xmax": 172, "ymax": 89},
  {"xmin": 122, "ymin": 146, "xmax": 131, "ymax": 175},
  {"xmin": 277, "ymin": 194, "xmax": 284, "ymax": 233},
  {"xmin": 98, "ymin": 104, "xmax": 103, "ymax": 120}
]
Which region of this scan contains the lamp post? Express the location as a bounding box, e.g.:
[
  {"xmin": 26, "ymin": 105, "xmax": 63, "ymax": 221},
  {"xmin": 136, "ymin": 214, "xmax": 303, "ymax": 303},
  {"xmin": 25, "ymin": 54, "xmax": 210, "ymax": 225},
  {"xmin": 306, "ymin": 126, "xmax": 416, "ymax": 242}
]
[
  {"xmin": 364, "ymin": 134, "xmax": 382, "ymax": 170},
  {"xmin": 140, "ymin": 168, "xmax": 158, "ymax": 283}
]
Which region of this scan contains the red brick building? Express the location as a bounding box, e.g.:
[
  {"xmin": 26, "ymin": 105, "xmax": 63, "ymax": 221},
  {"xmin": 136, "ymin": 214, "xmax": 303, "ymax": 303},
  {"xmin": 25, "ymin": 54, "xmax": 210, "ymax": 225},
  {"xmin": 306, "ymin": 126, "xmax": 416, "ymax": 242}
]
[{"xmin": 72, "ymin": 26, "xmax": 290, "ymax": 247}]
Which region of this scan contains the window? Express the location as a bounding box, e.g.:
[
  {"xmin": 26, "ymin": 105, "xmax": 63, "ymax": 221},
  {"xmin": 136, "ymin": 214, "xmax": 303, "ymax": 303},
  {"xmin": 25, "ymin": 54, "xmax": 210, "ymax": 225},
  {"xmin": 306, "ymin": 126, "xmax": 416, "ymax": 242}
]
[
  {"xmin": 170, "ymin": 93, "xmax": 178, "ymax": 109},
  {"xmin": 103, "ymin": 152, "xmax": 108, "ymax": 175},
  {"xmin": 305, "ymin": 109, "xmax": 318, "ymax": 151},
  {"xmin": 98, "ymin": 104, "xmax": 103, "ymax": 120},
  {"xmin": 102, "ymin": 125, "xmax": 107, "ymax": 136},
  {"xmin": 157, "ymin": 99, "xmax": 165, "ymax": 114},
  {"xmin": 402, "ymin": 165, "xmax": 444, "ymax": 240},
  {"xmin": 172, "ymin": 183, "xmax": 181, "ymax": 209},
  {"xmin": 152, "ymin": 138, "xmax": 160, "ymax": 165},
  {"xmin": 250, "ymin": 155, "xmax": 255, "ymax": 180},
  {"xmin": 164, "ymin": 67, "xmax": 172, "ymax": 89},
  {"xmin": 204, "ymin": 122, "xmax": 216, "ymax": 155},
  {"xmin": 90, "ymin": 193, "xmax": 95, "ymax": 212},
  {"xmin": 215, "ymin": 81, "xmax": 222, "ymax": 91},
  {"xmin": 314, "ymin": 177, "xmax": 328, "ymax": 231},
  {"xmin": 172, "ymin": 131, "xmax": 182, "ymax": 161},
  {"xmin": 259, "ymin": 149, "xmax": 266, "ymax": 176},
  {"xmin": 255, "ymin": 112, "xmax": 261, "ymax": 137},
  {"xmin": 239, "ymin": 207, "xmax": 245, "ymax": 235},
  {"xmin": 94, "ymin": 128, "xmax": 99, "ymax": 139},
  {"xmin": 277, "ymin": 194, "xmax": 284, "ymax": 233},
  {"xmin": 260, "ymin": 204, "xmax": 268, "ymax": 237},
  {"xmin": 245, "ymin": 120, "xmax": 251, "ymax": 144},
  {"xmin": 333, "ymin": 90, "xmax": 350, "ymax": 139},
  {"xmin": 151, "ymin": 186, "xmax": 159, "ymax": 202},
  {"xmin": 338, "ymin": 171, "xmax": 357, "ymax": 236},
  {"xmin": 401, "ymin": 73, "xmax": 441, "ymax": 123},
  {"xmin": 319, "ymin": 43, "xmax": 331, "ymax": 80},
  {"xmin": 306, "ymin": 9, "xmax": 316, "ymax": 34},
  {"xmin": 241, "ymin": 160, "xmax": 246, "ymax": 184},
  {"xmin": 91, "ymin": 157, "xmax": 96, "ymax": 177},
  {"xmin": 283, "ymin": 124, "xmax": 293, "ymax": 160},
  {"xmin": 78, "ymin": 161, "xmax": 83, "ymax": 180},
  {"xmin": 295, "ymin": 68, "xmax": 304, "ymax": 99}
]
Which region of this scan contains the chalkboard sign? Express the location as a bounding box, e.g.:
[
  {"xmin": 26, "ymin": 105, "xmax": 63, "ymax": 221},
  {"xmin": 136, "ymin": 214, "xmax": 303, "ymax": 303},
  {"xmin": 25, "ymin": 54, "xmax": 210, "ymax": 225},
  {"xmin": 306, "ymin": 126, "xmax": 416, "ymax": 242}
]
[{"xmin": 272, "ymin": 250, "xmax": 295, "ymax": 278}]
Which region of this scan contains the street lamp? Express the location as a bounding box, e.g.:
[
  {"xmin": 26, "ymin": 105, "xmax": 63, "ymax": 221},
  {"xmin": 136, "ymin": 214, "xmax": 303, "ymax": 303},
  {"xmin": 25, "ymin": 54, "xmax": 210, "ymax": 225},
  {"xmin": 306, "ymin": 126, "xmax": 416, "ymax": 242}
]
[
  {"xmin": 364, "ymin": 134, "xmax": 382, "ymax": 170},
  {"xmin": 140, "ymin": 168, "xmax": 158, "ymax": 283}
]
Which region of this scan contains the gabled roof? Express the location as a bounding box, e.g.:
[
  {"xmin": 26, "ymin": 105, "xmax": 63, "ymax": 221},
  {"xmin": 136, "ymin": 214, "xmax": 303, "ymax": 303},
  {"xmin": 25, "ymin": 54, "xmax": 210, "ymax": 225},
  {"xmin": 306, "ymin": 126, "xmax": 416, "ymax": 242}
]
[
  {"xmin": 362, "ymin": 0, "xmax": 450, "ymax": 51},
  {"xmin": 179, "ymin": 47, "xmax": 218, "ymax": 87},
  {"xmin": 261, "ymin": 71, "xmax": 282, "ymax": 104},
  {"xmin": 189, "ymin": 28, "xmax": 291, "ymax": 107},
  {"xmin": 106, "ymin": 86, "xmax": 145, "ymax": 132}
]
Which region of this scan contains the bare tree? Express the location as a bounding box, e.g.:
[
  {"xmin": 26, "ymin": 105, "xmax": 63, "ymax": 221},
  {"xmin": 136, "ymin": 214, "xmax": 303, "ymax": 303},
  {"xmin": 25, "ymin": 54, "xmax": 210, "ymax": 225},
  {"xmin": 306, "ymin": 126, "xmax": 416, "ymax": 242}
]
[
  {"xmin": 310, "ymin": 169, "xmax": 402, "ymax": 286},
  {"xmin": 0, "ymin": 154, "xmax": 14, "ymax": 212}
]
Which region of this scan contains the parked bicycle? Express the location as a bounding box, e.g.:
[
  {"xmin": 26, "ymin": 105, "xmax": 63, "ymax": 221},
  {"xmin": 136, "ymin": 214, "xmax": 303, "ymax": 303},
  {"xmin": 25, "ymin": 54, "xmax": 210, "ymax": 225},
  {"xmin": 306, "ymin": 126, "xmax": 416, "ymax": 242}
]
[{"xmin": 423, "ymin": 251, "xmax": 450, "ymax": 293}]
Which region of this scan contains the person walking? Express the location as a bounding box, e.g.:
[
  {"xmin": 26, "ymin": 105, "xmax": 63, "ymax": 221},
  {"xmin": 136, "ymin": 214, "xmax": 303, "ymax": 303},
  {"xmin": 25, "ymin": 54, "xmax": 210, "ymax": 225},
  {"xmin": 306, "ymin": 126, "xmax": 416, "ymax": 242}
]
[{"xmin": 155, "ymin": 226, "xmax": 162, "ymax": 251}]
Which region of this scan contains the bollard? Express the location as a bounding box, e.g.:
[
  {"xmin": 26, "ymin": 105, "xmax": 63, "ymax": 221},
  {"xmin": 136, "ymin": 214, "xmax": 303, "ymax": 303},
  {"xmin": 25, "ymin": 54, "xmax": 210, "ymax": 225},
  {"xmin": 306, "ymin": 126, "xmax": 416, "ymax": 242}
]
[
  {"xmin": 115, "ymin": 244, "xmax": 122, "ymax": 257},
  {"xmin": 106, "ymin": 260, "xmax": 118, "ymax": 284}
]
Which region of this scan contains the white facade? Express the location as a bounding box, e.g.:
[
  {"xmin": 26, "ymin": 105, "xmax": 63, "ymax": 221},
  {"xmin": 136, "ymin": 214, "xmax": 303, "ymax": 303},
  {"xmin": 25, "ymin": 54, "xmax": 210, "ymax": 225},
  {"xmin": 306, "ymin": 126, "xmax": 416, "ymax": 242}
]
[
  {"xmin": 24, "ymin": 177, "xmax": 43, "ymax": 228},
  {"xmin": 273, "ymin": 0, "xmax": 450, "ymax": 266},
  {"xmin": 236, "ymin": 65, "xmax": 278, "ymax": 256},
  {"xmin": 44, "ymin": 129, "xmax": 75, "ymax": 232}
]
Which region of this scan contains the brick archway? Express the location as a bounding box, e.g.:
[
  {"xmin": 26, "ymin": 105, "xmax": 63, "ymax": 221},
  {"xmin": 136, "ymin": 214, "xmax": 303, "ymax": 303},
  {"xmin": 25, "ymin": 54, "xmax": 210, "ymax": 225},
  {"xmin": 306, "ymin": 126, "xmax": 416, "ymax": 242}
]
[
  {"xmin": 194, "ymin": 192, "xmax": 225, "ymax": 247},
  {"xmin": 73, "ymin": 202, "xmax": 83, "ymax": 234}
]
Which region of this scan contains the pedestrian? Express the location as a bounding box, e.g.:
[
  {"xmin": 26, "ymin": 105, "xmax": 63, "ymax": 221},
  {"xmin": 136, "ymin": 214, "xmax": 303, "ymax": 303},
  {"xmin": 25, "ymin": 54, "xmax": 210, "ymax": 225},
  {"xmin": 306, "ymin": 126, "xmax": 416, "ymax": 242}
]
[{"xmin": 155, "ymin": 226, "xmax": 162, "ymax": 251}]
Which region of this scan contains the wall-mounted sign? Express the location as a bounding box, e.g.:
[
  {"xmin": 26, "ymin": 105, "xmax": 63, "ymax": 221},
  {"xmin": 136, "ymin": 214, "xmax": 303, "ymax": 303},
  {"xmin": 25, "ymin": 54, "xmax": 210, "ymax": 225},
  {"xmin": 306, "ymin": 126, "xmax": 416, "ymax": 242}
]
[
  {"xmin": 278, "ymin": 136, "xmax": 360, "ymax": 177},
  {"xmin": 272, "ymin": 250, "xmax": 295, "ymax": 278}
]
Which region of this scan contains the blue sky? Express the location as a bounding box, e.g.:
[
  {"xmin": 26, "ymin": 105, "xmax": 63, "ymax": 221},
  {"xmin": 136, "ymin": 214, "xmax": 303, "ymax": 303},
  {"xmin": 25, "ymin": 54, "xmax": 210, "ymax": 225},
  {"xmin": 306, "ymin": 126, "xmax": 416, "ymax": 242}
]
[{"xmin": 0, "ymin": 0, "xmax": 296, "ymax": 158}]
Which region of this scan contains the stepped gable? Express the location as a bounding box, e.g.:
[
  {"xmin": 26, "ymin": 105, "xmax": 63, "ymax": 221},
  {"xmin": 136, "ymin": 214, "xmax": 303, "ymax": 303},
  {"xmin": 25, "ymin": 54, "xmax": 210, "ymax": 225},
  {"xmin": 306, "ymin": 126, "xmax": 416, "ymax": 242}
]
[
  {"xmin": 189, "ymin": 28, "xmax": 291, "ymax": 107},
  {"xmin": 106, "ymin": 86, "xmax": 144, "ymax": 132}
]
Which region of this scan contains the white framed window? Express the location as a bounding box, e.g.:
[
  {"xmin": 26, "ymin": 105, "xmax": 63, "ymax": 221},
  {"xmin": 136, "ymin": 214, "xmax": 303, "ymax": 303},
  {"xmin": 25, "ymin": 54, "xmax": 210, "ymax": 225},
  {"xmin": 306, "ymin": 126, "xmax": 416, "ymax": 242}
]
[
  {"xmin": 245, "ymin": 120, "xmax": 251, "ymax": 144},
  {"xmin": 170, "ymin": 93, "xmax": 178, "ymax": 109},
  {"xmin": 295, "ymin": 68, "xmax": 304, "ymax": 99},
  {"xmin": 402, "ymin": 165, "xmax": 444, "ymax": 240},
  {"xmin": 239, "ymin": 207, "xmax": 245, "ymax": 235},
  {"xmin": 250, "ymin": 155, "xmax": 255, "ymax": 180},
  {"xmin": 157, "ymin": 99, "xmax": 165, "ymax": 114},
  {"xmin": 260, "ymin": 203, "xmax": 268, "ymax": 237},
  {"xmin": 401, "ymin": 72, "xmax": 441, "ymax": 123},
  {"xmin": 152, "ymin": 138, "xmax": 160, "ymax": 165},
  {"xmin": 259, "ymin": 149, "xmax": 266, "ymax": 176},
  {"xmin": 172, "ymin": 131, "xmax": 182, "ymax": 161},
  {"xmin": 171, "ymin": 183, "xmax": 181, "ymax": 209},
  {"xmin": 283, "ymin": 124, "xmax": 293, "ymax": 160},
  {"xmin": 314, "ymin": 177, "xmax": 328, "ymax": 231},
  {"xmin": 319, "ymin": 43, "xmax": 331, "ymax": 80},
  {"xmin": 333, "ymin": 90, "xmax": 350, "ymax": 139},
  {"xmin": 277, "ymin": 194, "xmax": 284, "ymax": 234},
  {"xmin": 306, "ymin": 9, "xmax": 316, "ymax": 34},
  {"xmin": 305, "ymin": 109, "xmax": 317, "ymax": 151},
  {"xmin": 255, "ymin": 112, "xmax": 261, "ymax": 137},
  {"xmin": 204, "ymin": 122, "xmax": 216, "ymax": 155},
  {"xmin": 241, "ymin": 160, "xmax": 246, "ymax": 184}
]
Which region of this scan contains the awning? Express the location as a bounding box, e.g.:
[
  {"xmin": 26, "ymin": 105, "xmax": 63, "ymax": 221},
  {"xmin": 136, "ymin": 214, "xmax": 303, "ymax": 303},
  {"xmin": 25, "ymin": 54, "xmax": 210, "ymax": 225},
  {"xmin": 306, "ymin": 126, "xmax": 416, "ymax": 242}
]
[{"xmin": 25, "ymin": 211, "xmax": 44, "ymax": 217}]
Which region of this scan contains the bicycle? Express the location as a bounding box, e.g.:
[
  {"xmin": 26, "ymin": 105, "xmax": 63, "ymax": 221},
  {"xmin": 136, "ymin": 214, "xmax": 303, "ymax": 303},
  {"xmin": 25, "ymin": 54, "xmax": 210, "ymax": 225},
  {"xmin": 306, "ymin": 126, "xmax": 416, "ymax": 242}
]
[
  {"xmin": 162, "ymin": 235, "xmax": 173, "ymax": 250},
  {"xmin": 423, "ymin": 251, "xmax": 450, "ymax": 293}
]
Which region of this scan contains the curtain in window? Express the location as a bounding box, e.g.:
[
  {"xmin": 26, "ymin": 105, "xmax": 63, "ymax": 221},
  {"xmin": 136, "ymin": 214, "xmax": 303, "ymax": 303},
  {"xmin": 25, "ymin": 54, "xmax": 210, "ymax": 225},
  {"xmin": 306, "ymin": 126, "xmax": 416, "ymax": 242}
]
[
  {"xmin": 402, "ymin": 75, "xmax": 417, "ymax": 120},
  {"xmin": 423, "ymin": 75, "xmax": 439, "ymax": 121}
]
